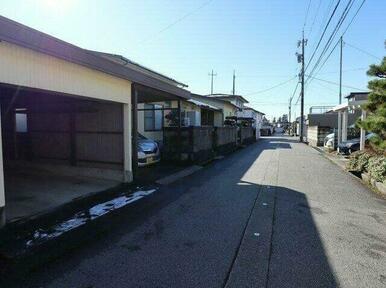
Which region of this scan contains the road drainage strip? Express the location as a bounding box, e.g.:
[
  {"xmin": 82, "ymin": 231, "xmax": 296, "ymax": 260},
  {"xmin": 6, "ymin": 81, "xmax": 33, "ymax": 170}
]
[{"xmin": 0, "ymin": 185, "xmax": 158, "ymax": 276}]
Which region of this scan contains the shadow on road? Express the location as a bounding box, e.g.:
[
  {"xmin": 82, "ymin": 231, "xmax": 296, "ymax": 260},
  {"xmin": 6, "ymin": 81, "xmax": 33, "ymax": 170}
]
[
  {"xmin": 5, "ymin": 137, "xmax": 338, "ymax": 288},
  {"xmin": 267, "ymin": 185, "xmax": 337, "ymax": 287}
]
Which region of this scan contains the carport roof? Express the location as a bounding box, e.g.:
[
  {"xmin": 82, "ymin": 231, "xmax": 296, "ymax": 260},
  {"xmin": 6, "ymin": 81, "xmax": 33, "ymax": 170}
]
[
  {"xmin": 187, "ymin": 99, "xmax": 221, "ymax": 111},
  {"xmin": 0, "ymin": 15, "xmax": 190, "ymax": 100}
]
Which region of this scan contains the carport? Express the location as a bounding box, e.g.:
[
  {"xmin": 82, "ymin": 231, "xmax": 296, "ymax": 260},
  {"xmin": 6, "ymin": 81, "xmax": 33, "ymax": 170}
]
[
  {"xmin": 331, "ymin": 92, "xmax": 369, "ymax": 149},
  {"xmin": 131, "ymin": 84, "xmax": 191, "ymax": 181},
  {"xmin": 0, "ymin": 85, "xmax": 130, "ymax": 222},
  {"xmin": 0, "ymin": 16, "xmax": 190, "ymax": 226}
]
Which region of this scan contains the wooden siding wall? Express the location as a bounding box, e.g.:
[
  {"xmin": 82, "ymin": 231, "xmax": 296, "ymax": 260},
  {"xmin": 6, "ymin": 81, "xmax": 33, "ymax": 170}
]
[
  {"xmin": 27, "ymin": 96, "xmax": 124, "ymax": 169},
  {"xmin": 76, "ymin": 101, "xmax": 123, "ymax": 167}
]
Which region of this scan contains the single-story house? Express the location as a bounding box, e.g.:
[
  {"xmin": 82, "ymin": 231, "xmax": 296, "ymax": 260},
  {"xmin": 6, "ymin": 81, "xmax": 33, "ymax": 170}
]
[
  {"xmin": 190, "ymin": 94, "xmax": 239, "ymax": 121},
  {"xmin": 237, "ymin": 106, "xmax": 265, "ymax": 139},
  {"xmin": 206, "ymin": 93, "xmax": 249, "ymax": 110},
  {"xmin": 137, "ymin": 98, "xmax": 222, "ymax": 143},
  {"xmin": 0, "ymin": 16, "xmax": 190, "ymax": 225}
]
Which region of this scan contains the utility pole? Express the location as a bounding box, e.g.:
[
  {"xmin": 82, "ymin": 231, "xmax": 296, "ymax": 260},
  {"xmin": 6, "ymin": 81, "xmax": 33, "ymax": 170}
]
[
  {"xmin": 339, "ymin": 36, "xmax": 343, "ymax": 104},
  {"xmin": 288, "ymin": 97, "xmax": 292, "ymax": 136},
  {"xmin": 297, "ymin": 31, "xmax": 307, "ymax": 142},
  {"xmin": 208, "ymin": 70, "xmax": 217, "ymax": 95},
  {"xmin": 232, "ymin": 70, "xmax": 236, "ymax": 95}
]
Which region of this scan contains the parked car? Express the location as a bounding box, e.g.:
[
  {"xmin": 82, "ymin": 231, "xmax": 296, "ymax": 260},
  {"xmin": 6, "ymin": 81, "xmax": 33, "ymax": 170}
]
[
  {"xmin": 137, "ymin": 133, "xmax": 161, "ymax": 167},
  {"xmin": 324, "ymin": 133, "xmax": 335, "ymax": 150},
  {"xmin": 337, "ymin": 133, "xmax": 375, "ymax": 155}
]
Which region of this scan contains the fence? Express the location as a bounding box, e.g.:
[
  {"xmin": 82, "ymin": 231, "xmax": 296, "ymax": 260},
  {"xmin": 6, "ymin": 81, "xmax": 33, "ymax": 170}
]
[
  {"xmin": 163, "ymin": 126, "xmax": 248, "ymax": 163},
  {"xmin": 240, "ymin": 127, "xmax": 255, "ymax": 145}
]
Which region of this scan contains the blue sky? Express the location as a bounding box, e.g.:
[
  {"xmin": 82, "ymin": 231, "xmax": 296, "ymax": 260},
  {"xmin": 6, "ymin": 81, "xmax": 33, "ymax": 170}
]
[{"xmin": 0, "ymin": 0, "xmax": 385, "ymax": 120}]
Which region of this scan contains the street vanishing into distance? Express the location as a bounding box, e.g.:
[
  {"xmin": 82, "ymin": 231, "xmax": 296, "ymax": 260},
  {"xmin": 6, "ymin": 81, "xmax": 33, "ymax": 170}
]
[{"xmin": 10, "ymin": 136, "xmax": 386, "ymax": 288}]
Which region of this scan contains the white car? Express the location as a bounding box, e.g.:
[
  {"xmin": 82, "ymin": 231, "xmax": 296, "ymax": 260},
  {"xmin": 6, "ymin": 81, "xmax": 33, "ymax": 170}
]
[
  {"xmin": 324, "ymin": 133, "xmax": 335, "ymax": 150},
  {"xmin": 137, "ymin": 134, "xmax": 161, "ymax": 167}
]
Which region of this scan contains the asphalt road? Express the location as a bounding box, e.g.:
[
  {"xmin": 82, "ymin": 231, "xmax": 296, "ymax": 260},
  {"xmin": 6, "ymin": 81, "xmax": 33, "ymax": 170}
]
[{"xmin": 12, "ymin": 136, "xmax": 386, "ymax": 287}]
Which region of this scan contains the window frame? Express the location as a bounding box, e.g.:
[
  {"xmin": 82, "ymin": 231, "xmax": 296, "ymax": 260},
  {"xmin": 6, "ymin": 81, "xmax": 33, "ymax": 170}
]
[{"xmin": 144, "ymin": 104, "xmax": 164, "ymax": 132}]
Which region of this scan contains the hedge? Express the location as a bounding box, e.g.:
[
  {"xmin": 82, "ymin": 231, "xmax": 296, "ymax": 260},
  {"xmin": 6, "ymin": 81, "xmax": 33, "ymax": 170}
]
[{"xmin": 347, "ymin": 151, "xmax": 386, "ymax": 183}]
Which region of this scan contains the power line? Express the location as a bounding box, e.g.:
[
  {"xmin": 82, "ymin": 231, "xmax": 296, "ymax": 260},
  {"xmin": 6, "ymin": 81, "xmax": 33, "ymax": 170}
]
[
  {"xmin": 305, "ymin": 74, "xmax": 367, "ymax": 91},
  {"xmin": 305, "ymin": 0, "xmax": 342, "ymax": 72},
  {"xmin": 315, "ymin": 0, "xmax": 335, "ymax": 43},
  {"xmin": 318, "ymin": 67, "xmax": 367, "ymax": 75},
  {"xmin": 304, "ymin": 0, "xmax": 313, "ymax": 28},
  {"xmin": 138, "ymin": 0, "xmax": 213, "ymax": 45},
  {"xmin": 244, "ymin": 76, "xmax": 296, "ymax": 96},
  {"xmin": 309, "ymin": 37, "xmax": 340, "ymax": 82},
  {"xmin": 305, "ymin": 0, "xmax": 367, "ymax": 89},
  {"xmin": 290, "ymin": 81, "xmax": 300, "ymax": 101},
  {"xmin": 341, "ymin": 0, "xmax": 366, "ymax": 36},
  {"xmin": 308, "ymin": 0, "xmax": 322, "ymax": 37},
  {"xmin": 306, "ymin": 0, "xmax": 355, "ymax": 82},
  {"xmin": 344, "ymin": 41, "xmax": 381, "ymax": 60}
]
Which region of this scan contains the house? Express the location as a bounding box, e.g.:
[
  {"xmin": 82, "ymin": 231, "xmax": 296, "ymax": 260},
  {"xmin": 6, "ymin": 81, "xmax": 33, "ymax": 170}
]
[
  {"xmin": 330, "ymin": 92, "xmax": 369, "ymax": 149},
  {"xmin": 137, "ymin": 98, "xmax": 222, "ymax": 143},
  {"xmin": 190, "ymin": 94, "xmax": 239, "ymax": 121},
  {"xmin": 306, "ymin": 93, "xmax": 368, "ymax": 147},
  {"xmin": 207, "ymin": 93, "xmax": 249, "ymax": 110},
  {"xmin": 237, "ymin": 107, "xmax": 265, "ymax": 139},
  {"xmin": 0, "ymin": 16, "xmax": 190, "ymax": 226}
]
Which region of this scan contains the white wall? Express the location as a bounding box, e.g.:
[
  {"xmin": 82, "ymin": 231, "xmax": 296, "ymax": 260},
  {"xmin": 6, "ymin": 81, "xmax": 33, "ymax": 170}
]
[{"xmin": 0, "ymin": 41, "xmax": 132, "ymax": 104}]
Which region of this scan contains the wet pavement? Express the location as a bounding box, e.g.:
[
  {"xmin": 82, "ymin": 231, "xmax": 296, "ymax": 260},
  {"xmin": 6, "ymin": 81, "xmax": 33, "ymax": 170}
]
[{"xmin": 4, "ymin": 136, "xmax": 386, "ymax": 288}]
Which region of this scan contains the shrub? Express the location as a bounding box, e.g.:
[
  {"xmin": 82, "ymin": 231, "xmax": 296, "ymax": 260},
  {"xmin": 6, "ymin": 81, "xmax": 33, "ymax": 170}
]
[
  {"xmin": 347, "ymin": 151, "xmax": 372, "ymax": 172},
  {"xmin": 367, "ymin": 156, "xmax": 386, "ymax": 183}
]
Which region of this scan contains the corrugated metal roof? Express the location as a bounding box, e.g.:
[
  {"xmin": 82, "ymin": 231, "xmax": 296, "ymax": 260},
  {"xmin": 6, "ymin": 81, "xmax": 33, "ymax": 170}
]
[
  {"xmin": 206, "ymin": 94, "xmax": 249, "ymax": 104},
  {"xmin": 187, "ymin": 99, "xmax": 221, "ymax": 111},
  {"xmin": 87, "ymin": 50, "xmax": 187, "ymax": 88}
]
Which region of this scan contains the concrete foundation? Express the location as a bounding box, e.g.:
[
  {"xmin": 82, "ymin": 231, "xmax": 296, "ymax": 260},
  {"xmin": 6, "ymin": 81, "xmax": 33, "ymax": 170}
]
[{"xmin": 4, "ymin": 168, "xmax": 120, "ymax": 222}]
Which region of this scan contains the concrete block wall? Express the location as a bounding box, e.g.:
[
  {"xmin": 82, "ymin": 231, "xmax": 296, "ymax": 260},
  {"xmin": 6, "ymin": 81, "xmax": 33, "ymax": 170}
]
[
  {"xmin": 192, "ymin": 127, "xmax": 214, "ymax": 153},
  {"xmin": 215, "ymin": 127, "xmax": 237, "ymax": 146},
  {"xmin": 240, "ymin": 127, "xmax": 255, "ymax": 145},
  {"xmin": 307, "ymin": 126, "xmax": 333, "ymax": 147}
]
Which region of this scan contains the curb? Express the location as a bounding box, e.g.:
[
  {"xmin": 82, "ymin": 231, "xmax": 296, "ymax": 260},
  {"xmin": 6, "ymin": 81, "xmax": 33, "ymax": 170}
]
[
  {"xmin": 312, "ymin": 146, "xmax": 386, "ymax": 199},
  {"xmin": 0, "ymin": 185, "xmax": 159, "ymax": 282}
]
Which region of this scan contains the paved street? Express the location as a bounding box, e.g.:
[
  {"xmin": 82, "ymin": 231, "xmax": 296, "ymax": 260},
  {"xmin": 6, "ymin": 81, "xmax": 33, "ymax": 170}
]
[{"xmin": 14, "ymin": 136, "xmax": 386, "ymax": 287}]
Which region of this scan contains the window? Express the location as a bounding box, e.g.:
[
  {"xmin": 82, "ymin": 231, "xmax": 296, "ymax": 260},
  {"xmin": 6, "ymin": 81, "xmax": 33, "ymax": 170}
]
[
  {"xmin": 144, "ymin": 104, "xmax": 163, "ymax": 131},
  {"xmin": 16, "ymin": 112, "xmax": 28, "ymax": 133},
  {"xmin": 201, "ymin": 109, "xmax": 214, "ymax": 126}
]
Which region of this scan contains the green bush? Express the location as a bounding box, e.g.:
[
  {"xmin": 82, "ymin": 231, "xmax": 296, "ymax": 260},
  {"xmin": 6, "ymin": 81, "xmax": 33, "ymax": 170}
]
[
  {"xmin": 347, "ymin": 151, "xmax": 372, "ymax": 172},
  {"xmin": 347, "ymin": 151, "xmax": 386, "ymax": 183},
  {"xmin": 367, "ymin": 156, "xmax": 386, "ymax": 183}
]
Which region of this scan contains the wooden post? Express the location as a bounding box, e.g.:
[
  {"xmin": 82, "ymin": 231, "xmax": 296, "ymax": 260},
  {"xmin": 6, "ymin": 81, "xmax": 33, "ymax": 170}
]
[
  {"xmin": 123, "ymin": 103, "xmax": 132, "ymax": 182},
  {"xmin": 177, "ymin": 99, "xmax": 182, "ymax": 161},
  {"xmin": 131, "ymin": 84, "xmax": 138, "ymax": 180},
  {"xmin": 69, "ymin": 101, "xmax": 77, "ymax": 166},
  {"xmin": 0, "ymin": 105, "xmax": 6, "ymax": 227}
]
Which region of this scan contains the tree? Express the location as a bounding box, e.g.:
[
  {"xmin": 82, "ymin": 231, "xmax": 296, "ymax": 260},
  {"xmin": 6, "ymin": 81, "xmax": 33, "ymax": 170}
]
[{"xmin": 358, "ymin": 46, "xmax": 386, "ymax": 153}]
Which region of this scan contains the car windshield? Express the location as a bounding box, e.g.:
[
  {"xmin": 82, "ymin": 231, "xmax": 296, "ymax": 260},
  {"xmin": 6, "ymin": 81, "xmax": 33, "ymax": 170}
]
[
  {"xmin": 365, "ymin": 133, "xmax": 375, "ymax": 140},
  {"xmin": 138, "ymin": 133, "xmax": 147, "ymax": 140}
]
